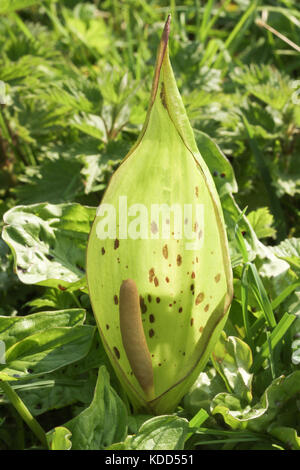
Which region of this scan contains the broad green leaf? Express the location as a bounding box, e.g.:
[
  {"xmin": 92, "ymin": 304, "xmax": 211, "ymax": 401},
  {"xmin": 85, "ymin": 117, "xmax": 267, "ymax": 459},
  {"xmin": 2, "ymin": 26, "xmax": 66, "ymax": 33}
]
[
  {"xmin": 127, "ymin": 414, "xmax": 155, "ymax": 435},
  {"xmin": 183, "ymin": 367, "xmax": 226, "ymax": 415},
  {"xmin": 24, "ymin": 287, "xmax": 86, "ymax": 311},
  {"xmin": 0, "ymin": 309, "xmax": 86, "ymax": 349},
  {"xmin": 13, "ymin": 334, "xmax": 105, "ymax": 416},
  {"xmin": 66, "ymin": 366, "xmax": 127, "ymax": 450},
  {"xmin": 15, "ymin": 373, "xmax": 97, "ymax": 417},
  {"xmin": 212, "ymin": 333, "xmax": 253, "ymax": 402},
  {"xmin": 129, "ymin": 415, "xmax": 189, "ymax": 450},
  {"xmin": 211, "ymin": 371, "xmax": 300, "ymax": 435},
  {"xmin": 47, "ymin": 426, "xmax": 72, "ymax": 451},
  {"xmin": 211, "ymin": 372, "xmax": 300, "ymax": 434},
  {"xmin": 247, "ymin": 371, "xmax": 300, "ymax": 433},
  {"xmin": 211, "ymin": 393, "xmax": 266, "ymax": 430},
  {"xmin": 2, "ymin": 203, "xmax": 96, "ymax": 288},
  {"xmin": 87, "ymin": 16, "xmax": 233, "ymax": 414},
  {"xmin": 194, "ymin": 129, "xmax": 238, "ymax": 198},
  {"xmin": 0, "ymin": 324, "xmax": 95, "ymax": 379},
  {"xmin": 268, "ymin": 426, "xmax": 300, "ymax": 451}
]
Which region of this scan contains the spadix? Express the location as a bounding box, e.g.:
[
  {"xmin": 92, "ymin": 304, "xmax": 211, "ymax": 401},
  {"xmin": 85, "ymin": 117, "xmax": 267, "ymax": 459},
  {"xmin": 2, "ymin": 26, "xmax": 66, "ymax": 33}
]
[{"xmin": 86, "ymin": 15, "xmax": 233, "ymax": 414}]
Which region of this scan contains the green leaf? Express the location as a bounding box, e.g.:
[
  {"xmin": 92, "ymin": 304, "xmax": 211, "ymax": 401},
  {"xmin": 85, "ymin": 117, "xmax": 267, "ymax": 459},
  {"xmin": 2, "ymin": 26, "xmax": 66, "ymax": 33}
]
[
  {"xmin": 194, "ymin": 129, "xmax": 238, "ymax": 198},
  {"xmin": 183, "ymin": 367, "xmax": 226, "ymax": 415},
  {"xmin": 66, "ymin": 366, "xmax": 127, "ymax": 450},
  {"xmin": 210, "ymin": 371, "xmax": 300, "ymax": 435},
  {"xmin": 0, "ymin": 309, "xmax": 86, "ymax": 349},
  {"xmin": 269, "ymin": 238, "xmax": 300, "ymax": 271},
  {"xmin": 71, "ymin": 113, "xmax": 106, "ymax": 141},
  {"xmin": 15, "ymin": 372, "xmax": 97, "ymax": 417},
  {"xmin": 247, "ymin": 372, "xmax": 300, "ymax": 433},
  {"xmin": 2, "ymin": 203, "xmax": 96, "ymax": 288},
  {"xmin": 269, "ymin": 426, "xmax": 300, "ymax": 451},
  {"xmin": 211, "ymin": 393, "xmax": 266, "ymax": 430},
  {"xmin": 62, "ymin": 4, "xmax": 110, "ymax": 55},
  {"xmin": 247, "ymin": 207, "xmax": 276, "ymax": 240},
  {"xmin": 11, "ymin": 334, "xmax": 104, "ymax": 417},
  {"xmin": 0, "ymin": 0, "xmax": 41, "ymax": 15},
  {"xmin": 212, "ymin": 333, "xmax": 253, "ymax": 402},
  {"xmin": 129, "ymin": 415, "xmax": 189, "ymax": 450},
  {"xmin": 80, "ymin": 140, "xmax": 126, "ymax": 195},
  {"xmin": 47, "ymin": 426, "xmax": 72, "ymax": 451},
  {"xmin": 14, "ymin": 156, "xmax": 84, "ymax": 205},
  {"xmin": 0, "ymin": 324, "xmax": 95, "ymax": 379}
]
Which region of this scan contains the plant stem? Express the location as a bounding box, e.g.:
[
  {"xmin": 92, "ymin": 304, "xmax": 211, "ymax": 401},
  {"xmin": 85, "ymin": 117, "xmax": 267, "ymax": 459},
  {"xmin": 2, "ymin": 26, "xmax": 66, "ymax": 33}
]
[{"xmin": 0, "ymin": 380, "xmax": 48, "ymax": 449}]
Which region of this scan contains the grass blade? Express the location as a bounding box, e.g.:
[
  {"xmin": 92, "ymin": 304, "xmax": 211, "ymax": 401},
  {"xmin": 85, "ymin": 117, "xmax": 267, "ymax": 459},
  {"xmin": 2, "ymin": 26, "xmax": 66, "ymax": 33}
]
[{"xmin": 252, "ymin": 312, "xmax": 296, "ymax": 373}]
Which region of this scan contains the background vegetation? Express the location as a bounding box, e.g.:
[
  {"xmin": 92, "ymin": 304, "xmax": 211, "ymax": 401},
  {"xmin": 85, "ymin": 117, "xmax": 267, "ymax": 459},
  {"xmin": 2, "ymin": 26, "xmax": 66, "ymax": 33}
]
[{"xmin": 0, "ymin": 0, "xmax": 299, "ymax": 450}]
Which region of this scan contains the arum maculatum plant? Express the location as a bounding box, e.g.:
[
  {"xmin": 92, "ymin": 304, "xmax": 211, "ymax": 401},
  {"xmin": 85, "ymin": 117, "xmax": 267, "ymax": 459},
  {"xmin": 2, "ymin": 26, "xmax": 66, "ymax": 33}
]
[{"xmin": 86, "ymin": 16, "xmax": 233, "ymax": 415}]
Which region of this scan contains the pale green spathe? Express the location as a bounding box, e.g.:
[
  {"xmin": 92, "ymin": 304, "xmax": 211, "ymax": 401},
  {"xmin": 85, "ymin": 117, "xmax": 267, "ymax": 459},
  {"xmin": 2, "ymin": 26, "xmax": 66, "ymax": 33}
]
[{"xmin": 86, "ymin": 16, "xmax": 233, "ymax": 414}]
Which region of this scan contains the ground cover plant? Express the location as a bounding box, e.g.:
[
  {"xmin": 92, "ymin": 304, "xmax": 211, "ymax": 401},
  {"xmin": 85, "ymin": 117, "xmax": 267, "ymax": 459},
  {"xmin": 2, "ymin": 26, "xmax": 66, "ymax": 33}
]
[{"xmin": 0, "ymin": 0, "xmax": 299, "ymax": 451}]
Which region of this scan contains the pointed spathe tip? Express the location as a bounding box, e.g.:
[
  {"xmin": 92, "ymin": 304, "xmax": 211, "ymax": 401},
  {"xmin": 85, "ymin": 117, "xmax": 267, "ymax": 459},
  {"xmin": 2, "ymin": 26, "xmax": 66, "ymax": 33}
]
[
  {"xmin": 149, "ymin": 14, "xmax": 172, "ymax": 105},
  {"xmin": 162, "ymin": 14, "xmax": 171, "ymax": 46}
]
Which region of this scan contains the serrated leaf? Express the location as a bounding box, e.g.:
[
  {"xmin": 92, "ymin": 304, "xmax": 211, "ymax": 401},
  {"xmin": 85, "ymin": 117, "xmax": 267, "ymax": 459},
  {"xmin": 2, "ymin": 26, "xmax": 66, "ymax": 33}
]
[
  {"xmin": 247, "ymin": 207, "xmax": 276, "ymax": 240},
  {"xmin": 72, "ymin": 113, "xmax": 106, "ymax": 141}
]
